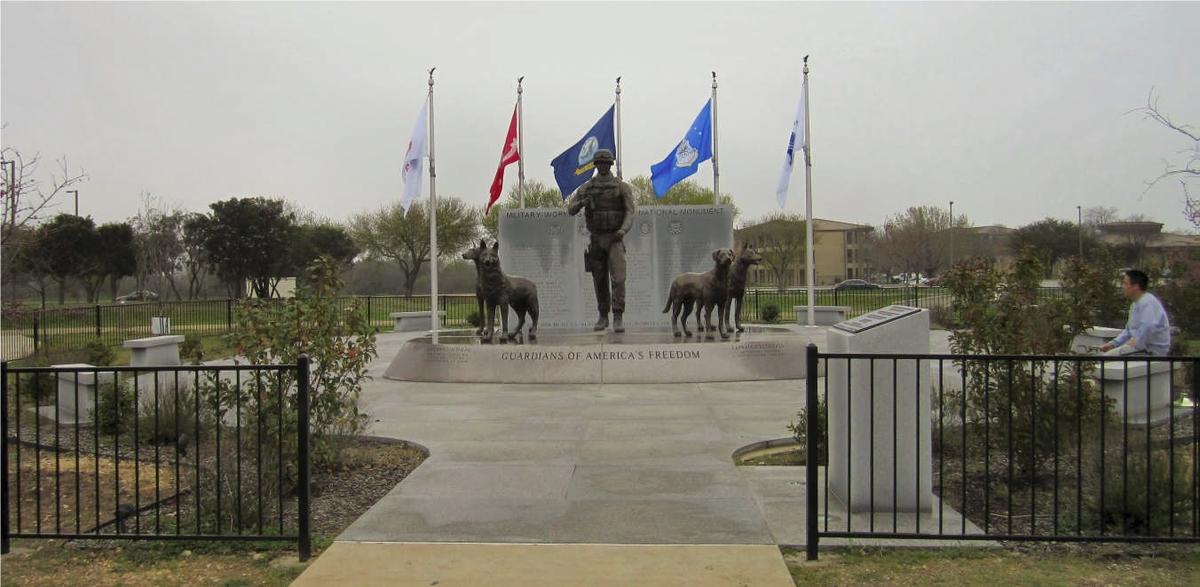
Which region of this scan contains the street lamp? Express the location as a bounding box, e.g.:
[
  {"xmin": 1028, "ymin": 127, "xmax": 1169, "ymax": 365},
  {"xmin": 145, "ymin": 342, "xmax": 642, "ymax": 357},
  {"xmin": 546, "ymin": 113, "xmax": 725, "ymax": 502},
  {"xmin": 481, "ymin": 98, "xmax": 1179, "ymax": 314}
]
[
  {"xmin": 948, "ymin": 200, "xmax": 955, "ymax": 269},
  {"xmin": 68, "ymin": 190, "xmax": 79, "ymax": 216}
]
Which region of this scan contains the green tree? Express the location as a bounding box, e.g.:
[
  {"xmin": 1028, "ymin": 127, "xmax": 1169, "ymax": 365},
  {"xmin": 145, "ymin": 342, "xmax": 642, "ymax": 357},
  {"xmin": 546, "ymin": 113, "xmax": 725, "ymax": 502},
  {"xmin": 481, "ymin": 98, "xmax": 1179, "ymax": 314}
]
[
  {"xmin": 627, "ymin": 175, "xmax": 740, "ymax": 218},
  {"xmin": 291, "ymin": 223, "xmax": 359, "ymax": 271},
  {"xmin": 197, "ymin": 197, "xmax": 296, "ymax": 298},
  {"xmin": 37, "ymin": 213, "xmax": 100, "ymax": 304},
  {"xmin": 1010, "ymin": 218, "xmax": 1097, "ymax": 277},
  {"xmin": 348, "ymin": 197, "xmax": 478, "ymax": 296},
  {"xmin": 482, "ymin": 180, "xmax": 564, "ymax": 240},
  {"xmin": 96, "ymin": 222, "xmax": 137, "ymax": 302}
]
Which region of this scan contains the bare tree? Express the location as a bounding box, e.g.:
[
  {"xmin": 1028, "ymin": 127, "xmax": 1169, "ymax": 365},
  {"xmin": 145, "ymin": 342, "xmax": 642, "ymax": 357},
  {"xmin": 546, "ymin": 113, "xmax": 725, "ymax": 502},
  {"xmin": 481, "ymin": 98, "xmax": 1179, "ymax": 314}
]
[
  {"xmin": 1132, "ymin": 90, "xmax": 1199, "ymax": 227},
  {"xmin": 131, "ymin": 194, "xmax": 186, "ymax": 300},
  {"xmin": 1, "ymin": 145, "xmax": 87, "ymax": 303}
]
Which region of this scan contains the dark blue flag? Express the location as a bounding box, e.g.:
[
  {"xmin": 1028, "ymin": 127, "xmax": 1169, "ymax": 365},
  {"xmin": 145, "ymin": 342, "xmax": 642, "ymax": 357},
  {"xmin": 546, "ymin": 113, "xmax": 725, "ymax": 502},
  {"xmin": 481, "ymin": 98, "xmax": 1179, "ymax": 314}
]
[
  {"xmin": 550, "ymin": 106, "xmax": 617, "ymax": 199},
  {"xmin": 650, "ymin": 99, "xmax": 713, "ymax": 198}
]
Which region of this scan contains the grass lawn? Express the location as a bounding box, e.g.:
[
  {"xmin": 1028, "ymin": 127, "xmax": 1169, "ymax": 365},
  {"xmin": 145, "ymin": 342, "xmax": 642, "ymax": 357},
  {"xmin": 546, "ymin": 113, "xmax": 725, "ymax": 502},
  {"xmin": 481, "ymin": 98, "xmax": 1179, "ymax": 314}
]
[
  {"xmin": 2, "ymin": 538, "xmax": 310, "ymax": 587},
  {"xmin": 783, "ymin": 545, "xmax": 1200, "ymax": 586}
]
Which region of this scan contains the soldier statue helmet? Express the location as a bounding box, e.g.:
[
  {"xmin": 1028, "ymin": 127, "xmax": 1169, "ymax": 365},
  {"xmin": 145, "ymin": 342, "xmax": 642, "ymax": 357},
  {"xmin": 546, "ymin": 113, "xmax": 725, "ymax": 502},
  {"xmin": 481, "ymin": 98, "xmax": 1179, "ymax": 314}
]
[{"xmin": 567, "ymin": 148, "xmax": 636, "ymax": 333}]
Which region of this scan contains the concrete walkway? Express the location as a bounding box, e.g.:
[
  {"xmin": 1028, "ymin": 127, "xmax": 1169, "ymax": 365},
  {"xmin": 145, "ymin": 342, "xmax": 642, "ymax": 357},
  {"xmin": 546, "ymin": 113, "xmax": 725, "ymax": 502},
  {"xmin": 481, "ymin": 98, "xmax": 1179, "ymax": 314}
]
[
  {"xmin": 295, "ymin": 329, "xmax": 962, "ymax": 583},
  {"xmin": 339, "ymin": 331, "xmax": 819, "ymax": 545},
  {"xmin": 295, "ymin": 543, "xmax": 794, "ymax": 587}
]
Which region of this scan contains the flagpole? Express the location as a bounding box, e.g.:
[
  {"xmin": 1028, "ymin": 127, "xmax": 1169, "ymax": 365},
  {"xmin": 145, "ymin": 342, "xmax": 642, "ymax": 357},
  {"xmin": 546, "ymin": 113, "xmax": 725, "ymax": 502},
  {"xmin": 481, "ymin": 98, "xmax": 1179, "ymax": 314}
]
[
  {"xmin": 711, "ymin": 71, "xmax": 720, "ymax": 207},
  {"xmin": 517, "ymin": 76, "xmax": 526, "ymax": 208},
  {"xmin": 803, "ymin": 56, "xmax": 815, "ymax": 328},
  {"xmin": 427, "ymin": 67, "xmax": 440, "ymax": 333},
  {"xmin": 614, "ymin": 76, "xmax": 623, "ymax": 179}
]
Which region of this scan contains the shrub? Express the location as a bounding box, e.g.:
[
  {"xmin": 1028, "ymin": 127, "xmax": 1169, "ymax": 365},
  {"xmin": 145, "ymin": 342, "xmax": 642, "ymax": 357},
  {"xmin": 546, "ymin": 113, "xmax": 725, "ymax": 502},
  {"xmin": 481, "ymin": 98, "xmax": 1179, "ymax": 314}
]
[
  {"xmin": 787, "ymin": 392, "xmax": 828, "ymax": 465},
  {"xmin": 945, "ymin": 250, "xmax": 1112, "ymax": 479},
  {"xmin": 83, "ymin": 339, "xmax": 116, "ymax": 366},
  {"xmin": 466, "ymin": 310, "xmax": 482, "ymax": 328},
  {"xmin": 1084, "ymin": 448, "xmax": 1195, "ymax": 536},
  {"xmin": 179, "ymin": 333, "xmax": 205, "ymax": 364},
  {"xmin": 93, "ymin": 378, "xmax": 137, "ymax": 436},
  {"xmin": 760, "ymin": 304, "xmax": 781, "ymax": 323},
  {"xmin": 228, "ymin": 256, "xmax": 377, "ymax": 466},
  {"xmin": 137, "ymin": 382, "xmax": 199, "ymax": 446}
]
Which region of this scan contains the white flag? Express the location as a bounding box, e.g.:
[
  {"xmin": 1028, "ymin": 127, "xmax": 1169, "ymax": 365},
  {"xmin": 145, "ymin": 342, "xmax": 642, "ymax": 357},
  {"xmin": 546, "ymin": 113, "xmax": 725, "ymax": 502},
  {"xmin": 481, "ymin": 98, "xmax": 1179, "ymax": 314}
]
[
  {"xmin": 400, "ymin": 98, "xmax": 429, "ymax": 213},
  {"xmin": 775, "ymin": 87, "xmax": 807, "ymax": 209}
]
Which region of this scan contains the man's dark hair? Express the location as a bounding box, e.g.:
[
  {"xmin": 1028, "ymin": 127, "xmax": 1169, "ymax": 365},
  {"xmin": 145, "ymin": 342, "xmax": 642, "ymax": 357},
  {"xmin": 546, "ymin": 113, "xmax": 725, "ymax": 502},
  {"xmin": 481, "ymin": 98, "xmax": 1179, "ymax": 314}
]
[{"xmin": 1125, "ymin": 269, "xmax": 1150, "ymax": 291}]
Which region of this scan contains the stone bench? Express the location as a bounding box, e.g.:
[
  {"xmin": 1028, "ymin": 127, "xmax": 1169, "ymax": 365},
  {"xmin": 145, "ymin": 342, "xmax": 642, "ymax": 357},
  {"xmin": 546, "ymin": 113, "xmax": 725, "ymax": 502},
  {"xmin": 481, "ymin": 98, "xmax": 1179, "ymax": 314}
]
[
  {"xmin": 49, "ymin": 363, "xmax": 115, "ymax": 424},
  {"xmin": 793, "ymin": 305, "xmax": 851, "ymax": 326},
  {"xmin": 392, "ymin": 311, "xmax": 446, "ymax": 332},
  {"xmin": 123, "ymin": 335, "xmax": 185, "ymax": 367},
  {"xmin": 1069, "ymin": 326, "xmax": 1123, "ymax": 353},
  {"xmin": 1092, "ymin": 360, "xmax": 1175, "ymax": 424}
]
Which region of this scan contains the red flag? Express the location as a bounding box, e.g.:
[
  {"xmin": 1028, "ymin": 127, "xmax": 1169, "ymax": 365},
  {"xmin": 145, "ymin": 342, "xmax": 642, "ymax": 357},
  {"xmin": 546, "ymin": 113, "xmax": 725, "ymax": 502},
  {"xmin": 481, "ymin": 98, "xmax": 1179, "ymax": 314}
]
[{"xmin": 487, "ymin": 105, "xmax": 521, "ymax": 214}]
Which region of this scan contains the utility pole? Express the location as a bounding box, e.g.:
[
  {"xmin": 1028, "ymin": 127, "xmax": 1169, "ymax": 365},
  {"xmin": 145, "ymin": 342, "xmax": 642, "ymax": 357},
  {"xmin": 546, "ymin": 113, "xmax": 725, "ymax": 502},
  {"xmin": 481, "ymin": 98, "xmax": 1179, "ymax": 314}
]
[
  {"xmin": 949, "ymin": 200, "xmax": 955, "ymax": 269},
  {"xmin": 68, "ymin": 190, "xmax": 79, "ymax": 216}
]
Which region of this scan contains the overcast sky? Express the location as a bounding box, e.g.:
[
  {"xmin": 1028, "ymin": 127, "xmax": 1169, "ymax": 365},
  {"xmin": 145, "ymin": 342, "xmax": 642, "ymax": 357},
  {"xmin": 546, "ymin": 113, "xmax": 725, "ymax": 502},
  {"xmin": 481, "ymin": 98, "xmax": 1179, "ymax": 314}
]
[{"xmin": 3, "ymin": 2, "xmax": 1198, "ymax": 232}]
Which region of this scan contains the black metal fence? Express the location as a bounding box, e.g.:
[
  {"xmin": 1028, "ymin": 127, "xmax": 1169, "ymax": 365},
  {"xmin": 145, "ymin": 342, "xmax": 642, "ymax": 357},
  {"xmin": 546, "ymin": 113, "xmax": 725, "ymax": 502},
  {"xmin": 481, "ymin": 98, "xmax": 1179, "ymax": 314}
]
[
  {"xmin": 0, "ymin": 288, "xmax": 1073, "ymax": 359},
  {"xmin": 0, "ymin": 295, "xmax": 485, "ymax": 359},
  {"xmin": 804, "ymin": 346, "xmax": 1199, "ymax": 559},
  {"xmin": 1, "ymin": 358, "xmax": 313, "ymax": 560}
]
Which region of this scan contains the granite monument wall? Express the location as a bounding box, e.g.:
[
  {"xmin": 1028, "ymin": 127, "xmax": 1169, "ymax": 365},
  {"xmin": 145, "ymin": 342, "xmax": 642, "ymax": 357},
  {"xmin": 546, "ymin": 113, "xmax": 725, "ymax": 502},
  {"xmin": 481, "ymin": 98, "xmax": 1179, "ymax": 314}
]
[{"xmin": 497, "ymin": 205, "xmax": 735, "ymax": 329}]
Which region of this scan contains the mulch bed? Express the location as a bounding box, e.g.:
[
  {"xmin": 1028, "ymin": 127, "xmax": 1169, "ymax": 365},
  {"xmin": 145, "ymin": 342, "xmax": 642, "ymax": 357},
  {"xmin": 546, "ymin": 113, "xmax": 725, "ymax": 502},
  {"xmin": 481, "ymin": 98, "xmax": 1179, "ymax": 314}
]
[{"xmin": 306, "ymin": 436, "xmax": 427, "ymax": 536}]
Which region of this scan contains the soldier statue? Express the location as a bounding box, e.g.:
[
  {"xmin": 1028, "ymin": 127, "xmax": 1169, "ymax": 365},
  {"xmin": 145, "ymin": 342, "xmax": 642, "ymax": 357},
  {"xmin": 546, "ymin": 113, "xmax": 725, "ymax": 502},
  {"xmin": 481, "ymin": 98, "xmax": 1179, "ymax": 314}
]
[{"xmin": 567, "ymin": 149, "xmax": 636, "ymax": 333}]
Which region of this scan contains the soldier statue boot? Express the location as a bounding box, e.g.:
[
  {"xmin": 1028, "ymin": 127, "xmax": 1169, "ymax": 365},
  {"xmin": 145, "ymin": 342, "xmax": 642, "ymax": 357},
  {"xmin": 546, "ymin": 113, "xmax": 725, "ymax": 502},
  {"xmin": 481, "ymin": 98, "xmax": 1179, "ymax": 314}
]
[
  {"xmin": 612, "ymin": 312, "xmax": 625, "ymax": 333},
  {"xmin": 594, "ymin": 312, "xmax": 609, "ymax": 332}
]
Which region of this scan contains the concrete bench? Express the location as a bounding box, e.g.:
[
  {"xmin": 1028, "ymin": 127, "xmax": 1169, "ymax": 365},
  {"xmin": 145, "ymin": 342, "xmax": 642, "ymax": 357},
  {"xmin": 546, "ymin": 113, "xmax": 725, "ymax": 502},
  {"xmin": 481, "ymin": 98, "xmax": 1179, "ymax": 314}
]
[
  {"xmin": 794, "ymin": 305, "xmax": 851, "ymax": 326},
  {"xmin": 123, "ymin": 335, "xmax": 184, "ymax": 367},
  {"xmin": 392, "ymin": 311, "xmax": 447, "ymax": 332},
  {"xmin": 1092, "ymin": 360, "xmax": 1175, "ymax": 424},
  {"xmin": 1069, "ymin": 326, "xmax": 1123, "ymax": 353},
  {"xmin": 49, "ymin": 363, "xmax": 115, "ymax": 424}
]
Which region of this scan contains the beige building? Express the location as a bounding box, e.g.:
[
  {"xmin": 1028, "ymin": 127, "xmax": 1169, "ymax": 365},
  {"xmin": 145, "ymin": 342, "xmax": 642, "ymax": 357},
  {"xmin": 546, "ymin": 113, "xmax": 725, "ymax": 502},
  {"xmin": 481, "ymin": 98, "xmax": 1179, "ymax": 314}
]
[{"xmin": 734, "ymin": 217, "xmax": 874, "ymax": 287}]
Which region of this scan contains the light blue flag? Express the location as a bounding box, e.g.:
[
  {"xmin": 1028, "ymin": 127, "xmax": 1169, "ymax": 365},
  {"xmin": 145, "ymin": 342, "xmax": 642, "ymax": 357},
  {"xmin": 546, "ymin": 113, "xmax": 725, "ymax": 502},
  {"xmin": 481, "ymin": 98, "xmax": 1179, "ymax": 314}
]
[{"xmin": 650, "ymin": 99, "xmax": 713, "ymax": 198}]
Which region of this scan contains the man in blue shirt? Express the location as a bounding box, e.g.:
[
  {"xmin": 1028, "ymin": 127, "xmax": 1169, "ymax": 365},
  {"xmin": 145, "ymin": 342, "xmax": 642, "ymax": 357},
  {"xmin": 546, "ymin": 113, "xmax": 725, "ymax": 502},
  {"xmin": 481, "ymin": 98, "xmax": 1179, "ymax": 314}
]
[{"xmin": 1099, "ymin": 269, "xmax": 1172, "ymax": 356}]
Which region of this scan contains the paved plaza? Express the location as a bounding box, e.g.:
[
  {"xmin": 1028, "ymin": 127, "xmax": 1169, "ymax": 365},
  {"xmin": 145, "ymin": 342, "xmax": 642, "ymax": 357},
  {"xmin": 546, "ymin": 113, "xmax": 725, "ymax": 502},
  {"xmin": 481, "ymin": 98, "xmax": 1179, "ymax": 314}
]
[{"xmin": 334, "ymin": 330, "xmax": 960, "ymax": 546}]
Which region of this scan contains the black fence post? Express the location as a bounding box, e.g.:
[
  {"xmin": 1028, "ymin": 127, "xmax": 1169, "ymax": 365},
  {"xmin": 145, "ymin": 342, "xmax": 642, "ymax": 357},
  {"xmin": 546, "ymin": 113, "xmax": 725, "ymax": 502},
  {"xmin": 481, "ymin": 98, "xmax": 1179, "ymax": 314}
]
[
  {"xmin": 94, "ymin": 304, "xmax": 102, "ymax": 339},
  {"xmin": 33, "ymin": 315, "xmax": 40, "ymax": 355},
  {"xmin": 367, "ymin": 296, "xmax": 374, "ymax": 332},
  {"xmin": 226, "ymin": 299, "xmax": 233, "ymax": 333},
  {"xmin": 296, "ymin": 355, "xmax": 312, "ymax": 562},
  {"xmin": 805, "ymin": 343, "xmax": 820, "ymax": 560},
  {"xmin": 1, "ymin": 361, "xmax": 9, "ymax": 554}
]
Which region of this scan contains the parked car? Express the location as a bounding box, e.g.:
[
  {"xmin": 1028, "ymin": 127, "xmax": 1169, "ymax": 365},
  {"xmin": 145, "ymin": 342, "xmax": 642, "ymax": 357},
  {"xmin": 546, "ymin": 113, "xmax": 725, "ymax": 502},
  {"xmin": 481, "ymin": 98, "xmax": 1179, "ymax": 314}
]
[
  {"xmin": 115, "ymin": 290, "xmax": 159, "ymax": 304},
  {"xmin": 833, "ymin": 279, "xmax": 881, "ymax": 291}
]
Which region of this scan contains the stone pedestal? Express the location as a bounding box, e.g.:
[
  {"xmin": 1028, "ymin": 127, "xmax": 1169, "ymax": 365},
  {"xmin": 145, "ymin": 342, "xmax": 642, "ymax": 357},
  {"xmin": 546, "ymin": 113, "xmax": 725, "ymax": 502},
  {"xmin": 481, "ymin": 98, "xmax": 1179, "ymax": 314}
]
[
  {"xmin": 123, "ymin": 335, "xmax": 184, "ymax": 367},
  {"xmin": 1070, "ymin": 326, "xmax": 1122, "ymax": 353},
  {"xmin": 794, "ymin": 306, "xmax": 851, "ymax": 326},
  {"xmin": 51, "ymin": 363, "xmax": 115, "ymax": 424},
  {"xmin": 827, "ymin": 305, "xmax": 933, "ymax": 513},
  {"xmin": 1094, "ymin": 360, "xmax": 1175, "ymax": 424},
  {"xmin": 392, "ymin": 311, "xmax": 447, "ymax": 332}
]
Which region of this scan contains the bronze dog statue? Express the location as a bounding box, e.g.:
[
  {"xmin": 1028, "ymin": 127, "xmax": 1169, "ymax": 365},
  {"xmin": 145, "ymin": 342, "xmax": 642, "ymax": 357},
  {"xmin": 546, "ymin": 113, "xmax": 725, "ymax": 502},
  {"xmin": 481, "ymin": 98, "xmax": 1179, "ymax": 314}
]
[
  {"xmin": 662, "ymin": 248, "xmax": 734, "ymax": 339},
  {"xmin": 477, "ymin": 240, "xmax": 539, "ymax": 342},
  {"xmin": 462, "ymin": 239, "xmax": 487, "ymax": 335},
  {"xmin": 723, "ymin": 242, "xmax": 762, "ymax": 333}
]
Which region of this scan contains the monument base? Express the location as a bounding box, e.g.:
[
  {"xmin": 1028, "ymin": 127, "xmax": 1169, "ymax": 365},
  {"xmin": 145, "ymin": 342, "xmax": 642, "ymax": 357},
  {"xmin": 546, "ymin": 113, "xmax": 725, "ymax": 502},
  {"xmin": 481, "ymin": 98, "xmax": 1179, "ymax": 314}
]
[{"xmin": 383, "ymin": 326, "xmax": 821, "ymax": 384}]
